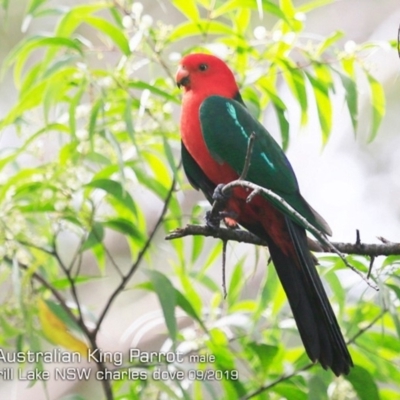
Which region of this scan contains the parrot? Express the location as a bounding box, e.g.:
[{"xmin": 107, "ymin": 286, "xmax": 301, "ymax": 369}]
[{"xmin": 175, "ymin": 53, "xmax": 353, "ymax": 376}]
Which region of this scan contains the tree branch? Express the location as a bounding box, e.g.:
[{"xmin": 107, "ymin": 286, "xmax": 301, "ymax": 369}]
[
  {"xmin": 166, "ymin": 224, "xmax": 400, "ymax": 257},
  {"xmin": 10, "ymin": 256, "xmax": 114, "ymax": 400},
  {"xmin": 93, "ymin": 173, "xmax": 178, "ymax": 339}
]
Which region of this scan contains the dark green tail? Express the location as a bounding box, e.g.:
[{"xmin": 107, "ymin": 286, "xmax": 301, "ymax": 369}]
[{"xmin": 247, "ymin": 217, "xmax": 353, "ymax": 376}]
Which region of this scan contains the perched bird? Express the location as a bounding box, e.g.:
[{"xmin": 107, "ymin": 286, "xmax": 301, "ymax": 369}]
[{"xmin": 176, "ymin": 53, "xmax": 353, "ymax": 375}]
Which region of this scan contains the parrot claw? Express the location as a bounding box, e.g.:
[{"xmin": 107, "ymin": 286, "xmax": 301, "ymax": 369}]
[
  {"xmin": 206, "ymin": 210, "xmax": 238, "ymax": 229},
  {"xmin": 205, "ymin": 210, "xmax": 221, "ymax": 229},
  {"xmin": 212, "ymin": 184, "xmax": 231, "ymax": 201}
]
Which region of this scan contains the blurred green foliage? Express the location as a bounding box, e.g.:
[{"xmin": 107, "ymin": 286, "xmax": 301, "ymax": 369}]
[{"xmin": 0, "ymin": 0, "xmax": 399, "ymax": 399}]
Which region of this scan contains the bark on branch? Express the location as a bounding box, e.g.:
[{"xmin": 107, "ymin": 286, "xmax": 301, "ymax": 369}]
[{"xmin": 166, "ymin": 224, "xmax": 400, "ymax": 257}]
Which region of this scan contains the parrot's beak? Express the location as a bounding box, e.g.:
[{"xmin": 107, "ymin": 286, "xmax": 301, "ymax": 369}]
[{"xmin": 176, "ymin": 66, "xmax": 190, "ymax": 88}]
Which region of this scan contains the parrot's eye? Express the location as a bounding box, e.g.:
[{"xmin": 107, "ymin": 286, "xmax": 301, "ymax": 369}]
[{"xmin": 199, "ymin": 63, "xmax": 208, "ymax": 71}]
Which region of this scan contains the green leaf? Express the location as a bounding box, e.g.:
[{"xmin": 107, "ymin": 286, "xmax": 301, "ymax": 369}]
[
  {"xmin": 316, "ymin": 31, "xmax": 344, "ymax": 55},
  {"xmin": 138, "ymin": 281, "xmax": 207, "ymax": 332},
  {"xmin": 235, "ymin": 8, "xmax": 251, "ymax": 34},
  {"xmin": 335, "ymin": 69, "xmax": 358, "ymax": 131},
  {"xmin": 104, "ymin": 129, "xmax": 126, "ymax": 183},
  {"xmin": 86, "ymin": 178, "xmax": 138, "ymax": 217},
  {"xmin": 146, "ymin": 270, "xmax": 177, "ymax": 343},
  {"xmin": 81, "ymin": 222, "xmax": 104, "ymax": 251},
  {"xmin": 1, "ymin": 0, "xmax": 10, "ymax": 12},
  {"xmin": 168, "ymin": 20, "xmax": 234, "ymax": 42},
  {"xmin": 191, "ymin": 271, "xmax": 220, "ymax": 293},
  {"xmin": 50, "ymin": 276, "xmax": 97, "ymax": 290},
  {"xmin": 386, "ymin": 283, "xmax": 400, "ymax": 301},
  {"xmin": 199, "ymin": 241, "xmax": 223, "ymax": 274},
  {"xmin": 308, "ymin": 373, "xmax": 329, "ymax": 400},
  {"xmin": 305, "ymin": 70, "xmax": 332, "ymax": 144},
  {"xmin": 212, "ymin": 0, "xmax": 286, "ymax": 21},
  {"xmin": 191, "ymin": 235, "xmax": 204, "ymax": 263},
  {"xmin": 366, "ymin": 72, "xmax": 385, "ymax": 142},
  {"xmin": 162, "ymin": 135, "xmax": 178, "ymax": 177},
  {"xmin": 227, "ymin": 259, "xmax": 244, "ymax": 307},
  {"xmin": 175, "ymin": 290, "xmax": 207, "ymax": 331},
  {"xmin": 273, "ymin": 382, "xmax": 307, "ymax": 400},
  {"xmin": 279, "ymin": 0, "xmax": 301, "ymax": 31},
  {"xmin": 1, "ymin": 35, "xmax": 82, "ymax": 85},
  {"xmin": 272, "ymin": 102, "xmax": 290, "ymax": 151},
  {"xmin": 68, "ymin": 81, "xmax": 87, "ymax": 137},
  {"xmin": 0, "ymin": 315, "xmax": 21, "ymax": 337},
  {"xmin": 26, "ymin": 0, "xmax": 47, "ymax": 14},
  {"xmin": 103, "ymin": 218, "xmax": 144, "ymax": 242},
  {"xmin": 43, "ymin": 299, "xmax": 82, "ymax": 334},
  {"xmin": 241, "ymin": 86, "xmax": 261, "ymax": 119},
  {"xmin": 124, "ymin": 97, "xmax": 136, "ymax": 145},
  {"xmin": 259, "ymin": 76, "xmax": 290, "ymax": 150},
  {"xmin": 324, "ymin": 269, "xmax": 345, "ymax": 313},
  {"xmin": 143, "ymin": 152, "xmax": 171, "ymax": 190},
  {"xmin": 84, "ymin": 16, "xmax": 130, "ymax": 55},
  {"xmin": 248, "ymin": 342, "xmax": 279, "ymax": 373},
  {"xmin": 346, "ymin": 365, "xmax": 380, "ymax": 400},
  {"xmin": 254, "ymin": 266, "xmax": 279, "ymax": 320},
  {"xmin": 298, "ymin": 0, "xmax": 335, "ymax": 12},
  {"xmin": 0, "ymin": 67, "xmax": 76, "ymax": 129},
  {"xmin": 172, "ymin": 0, "xmax": 200, "ymax": 21},
  {"xmin": 389, "ymin": 304, "xmax": 400, "ymax": 339},
  {"xmin": 134, "ymin": 168, "xmax": 168, "ymax": 198},
  {"xmin": 281, "ymin": 65, "xmax": 308, "ymax": 126},
  {"xmin": 55, "ymin": 3, "xmax": 111, "ymax": 38}
]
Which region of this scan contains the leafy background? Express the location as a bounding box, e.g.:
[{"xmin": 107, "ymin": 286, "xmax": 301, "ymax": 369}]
[{"xmin": 0, "ymin": 0, "xmax": 399, "ymax": 399}]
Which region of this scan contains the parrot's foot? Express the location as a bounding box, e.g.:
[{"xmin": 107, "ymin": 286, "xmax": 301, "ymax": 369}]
[
  {"xmin": 206, "ymin": 210, "xmax": 238, "ymax": 229},
  {"xmin": 212, "ymin": 184, "xmax": 231, "ymax": 202},
  {"xmin": 206, "ymin": 210, "xmax": 221, "ymax": 229},
  {"xmin": 207, "ymin": 184, "xmax": 235, "ymax": 229}
]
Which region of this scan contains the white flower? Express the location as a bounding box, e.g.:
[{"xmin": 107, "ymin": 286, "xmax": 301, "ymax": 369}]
[
  {"xmin": 131, "ymin": 2, "xmax": 143, "ymax": 19},
  {"xmin": 140, "ymin": 14, "xmax": 153, "ymax": 30},
  {"xmin": 272, "ymin": 30, "xmax": 282, "ymax": 42},
  {"xmin": 344, "ymin": 40, "xmax": 357, "ymax": 53},
  {"xmin": 282, "ymin": 32, "xmax": 296, "ymax": 45},
  {"xmin": 253, "ymin": 26, "xmax": 267, "ymax": 40},
  {"xmin": 98, "ymin": 76, "xmax": 114, "ymax": 88},
  {"xmin": 76, "ymin": 129, "xmax": 89, "ymax": 141},
  {"xmin": 294, "ymin": 12, "xmax": 306, "ymax": 21},
  {"xmin": 163, "ymin": 103, "xmax": 173, "ymax": 114},
  {"xmin": 122, "ymin": 15, "xmax": 133, "ymax": 29}
]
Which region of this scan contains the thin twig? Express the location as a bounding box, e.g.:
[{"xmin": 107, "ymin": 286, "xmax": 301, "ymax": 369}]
[
  {"xmin": 239, "ymin": 132, "xmax": 256, "ymax": 180},
  {"xmin": 241, "ymin": 362, "xmax": 314, "ymax": 400},
  {"xmin": 222, "ymin": 240, "xmax": 227, "ymax": 299},
  {"xmin": 367, "ymin": 256, "xmax": 375, "ymax": 279},
  {"xmin": 347, "ymin": 310, "xmax": 386, "ymax": 344},
  {"xmin": 356, "ymin": 229, "xmax": 361, "ymax": 246},
  {"xmin": 14, "ymin": 260, "xmax": 81, "ymax": 331},
  {"xmin": 221, "ymin": 180, "xmax": 378, "ymax": 290},
  {"xmin": 93, "ymin": 173, "xmax": 178, "ymax": 339},
  {"xmin": 52, "ymin": 239, "xmax": 85, "ymax": 328},
  {"xmin": 10, "ymin": 250, "xmax": 114, "ymax": 400},
  {"xmin": 398, "ymin": 23, "xmax": 400, "ymax": 59},
  {"xmin": 242, "ymin": 310, "xmax": 387, "ymax": 400}
]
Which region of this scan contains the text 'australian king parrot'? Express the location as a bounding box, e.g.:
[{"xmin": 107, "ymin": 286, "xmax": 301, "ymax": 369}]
[{"xmin": 176, "ymin": 53, "xmax": 353, "ymax": 376}]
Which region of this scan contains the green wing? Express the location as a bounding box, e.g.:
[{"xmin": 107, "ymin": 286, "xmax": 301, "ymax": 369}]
[{"xmin": 199, "ymin": 95, "xmax": 331, "ymax": 236}]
